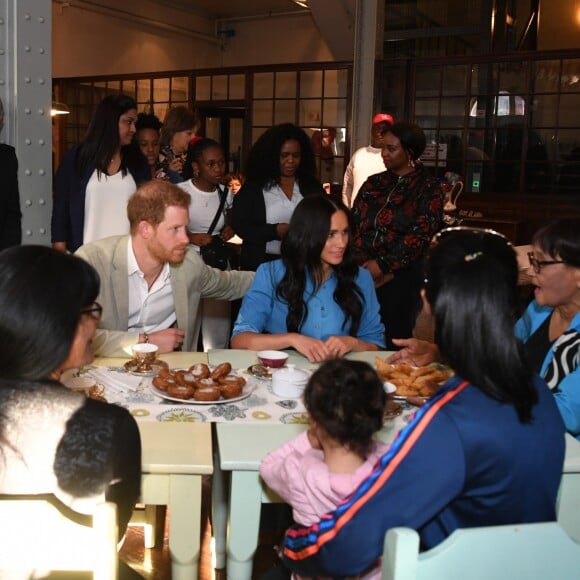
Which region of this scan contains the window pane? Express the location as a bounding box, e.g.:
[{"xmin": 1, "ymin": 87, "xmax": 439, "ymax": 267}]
[
  {"xmin": 153, "ymin": 78, "xmax": 170, "ymax": 102},
  {"xmin": 530, "ymin": 94, "xmax": 558, "ymax": 127},
  {"xmin": 442, "ymin": 65, "xmax": 467, "ymax": 96},
  {"xmin": 196, "ymin": 76, "xmax": 211, "ymax": 101},
  {"xmin": 471, "ymin": 63, "xmax": 498, "ymax": 95},
  {"xmin": 121, "ymin": 80, "xmax": 136, "ymax": 99},
  {"xmin": 561, "ymin": 59, "xmax": 580, "ymax": 93},
  {"xmin": 137, "ymin": 79, "xmax": 151, "ymax": 104},
  {"xmin": 275, "ymin": 72, "xmax": 297, "ymax": 98},
  {"xmin": 324, "ymin": 69, "xmax": 348, "ymax": 98},
  {"xmin": 416, "ymin": 67, "xmax": 441, "ymax": 97},
  {"xmin": 154, "ymin": 103, "xmax": 169, "ymax": 121},
  {"xmin": 322, "ymin": 99, "xmax": 346, "ymax": 127},
  {"xmin": 253, "ymin": 100, "xmax": 274, "ymax": 126},
  {"xmin": 212, "ymin": 75, "xmax": 228, "ymax": 100},
  {"xmin": 440, "ymin": 97, "xmax": 466, "ymax": 128},
  {"xmin": 300, "ymin": 71, "xmax": 322, "ymax": 98},
  {"xmin": 274, "ymin": 99, "xmax": 296, "ymax": 124},
  {"xmin": 107, "ymin": 80, "xmax": 120, "ymax": 91},
  {"xmin": 172, "ymin": 77, "xmax": 188, "ymax": 102},
  {"xmin": 299, "ymin": 99, "xmax": 321, "ymax": 126},
  {"xmin": 559, "ymin": 94, "xmax": 580, "ymax": 126},
  {"xmin": 532, "ymin": 60, "xmax": 561, "ymax": 93},
  {"xmin": 498, "ymin": 61, "xmax": 528, "ymax": 95},
  {"xmin": 229, "ymin": 74, "xmax": 245, "ymax": 100},
  {"xmin": 254, "ymin": 73, "xmax": 274, "ymax": 98}
]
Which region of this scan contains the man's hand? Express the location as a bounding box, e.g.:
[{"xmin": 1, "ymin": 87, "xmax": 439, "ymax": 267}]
[
  {"xmin": 386, "ymin": 338, "xmax": 440, "ymax": 366},
  {"xmin": 147, "ymin": 328, "xmax": 186, "ymax": 353}
]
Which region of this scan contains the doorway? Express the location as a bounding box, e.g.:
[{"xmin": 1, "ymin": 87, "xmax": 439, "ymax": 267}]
[{"xmin": 197, "ymin": 107, "xmax": 245, "ymax": 174}]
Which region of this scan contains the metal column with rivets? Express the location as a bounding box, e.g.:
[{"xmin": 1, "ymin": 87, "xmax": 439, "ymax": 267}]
[{"xmin": 0, "ymin": 0, "xmax": 52, "ymax": 246}]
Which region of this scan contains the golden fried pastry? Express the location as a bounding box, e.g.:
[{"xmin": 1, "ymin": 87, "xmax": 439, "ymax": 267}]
[
  {"xmin": 218, "ymin": 374, "xmax": 246, "ymax": 388},
  {"xmin": 210, "ymin": 362, "xmax": 232, "ymax": 380},
  {"xmin": 220, "ymin": 382, "xmax": 243, "ymax": 399},
  {"xmin": 195, "ymin": 377, "xmax": 220, "ymax": 389},
  {"xmin": 167, "ymin": 383, "xmax": 195, "ymax": 400},
  {"xmin": 188, "ymin": 362, "xmax": 210, "ymax": 379},
  {"xmin": 194, "ymin": 386, "xmax": 221, "ymax": 402}
]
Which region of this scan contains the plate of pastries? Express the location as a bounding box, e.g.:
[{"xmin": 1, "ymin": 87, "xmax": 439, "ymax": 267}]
[
  {"xmin": 375, "ymin": 358, "xmax": 453, "ymax": 401},
  {"xmin": 150, "ymin": 362, "xmax": 254, "ymax": 404}
]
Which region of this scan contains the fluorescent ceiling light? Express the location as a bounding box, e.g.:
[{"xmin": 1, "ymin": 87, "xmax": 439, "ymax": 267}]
[{"xmin": 293, "ymin": 0, "xmax": 309, "ymax": 7}]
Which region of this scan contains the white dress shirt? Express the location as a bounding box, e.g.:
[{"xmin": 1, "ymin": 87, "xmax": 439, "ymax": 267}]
[{"xmin": 264, "ymin": 182, "xmax": 303, "ymax": 255}]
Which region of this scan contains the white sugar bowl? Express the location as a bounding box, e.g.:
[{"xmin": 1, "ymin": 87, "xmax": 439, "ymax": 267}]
[{"xmin": 271, "ymin": 364, "xmax": 311, "ymax": 398}]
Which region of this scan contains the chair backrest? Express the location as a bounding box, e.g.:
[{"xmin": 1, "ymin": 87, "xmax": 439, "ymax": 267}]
[
  {"xmin": 0, "ymin": 496, "xmax": 118, "ymax": 580},
  {"xmin": 382, "ymin": 522, "xmax": 580, "ymax": 580}
]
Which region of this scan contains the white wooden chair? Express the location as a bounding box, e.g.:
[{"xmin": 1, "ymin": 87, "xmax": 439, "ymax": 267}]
[
  {"xmin": 0, "ymin": 496, "xmax": 118, "ymax": 580},
  {"xmin": 382, "ymin": 522, "xmax": 580, "ymax": 580}
]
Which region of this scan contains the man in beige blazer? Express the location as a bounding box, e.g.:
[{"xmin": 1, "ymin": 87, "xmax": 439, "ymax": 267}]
[{"xmin": 76, "ymin": 180, "xmax": 254, "ymax": 357}]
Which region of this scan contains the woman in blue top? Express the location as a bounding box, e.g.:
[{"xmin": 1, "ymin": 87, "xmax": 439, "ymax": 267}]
[
  {"xmin": 389, "ymin": 219, "xmax": 580, "ymax": 439},
  {"xmin": 231, "ymin": 195, "xmax": 385, "ymax": 362}
]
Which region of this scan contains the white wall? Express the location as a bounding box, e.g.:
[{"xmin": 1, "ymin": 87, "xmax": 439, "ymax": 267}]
[{"xmin": 52, "ymin": 4, "xmax": 333, "ymax": 78}]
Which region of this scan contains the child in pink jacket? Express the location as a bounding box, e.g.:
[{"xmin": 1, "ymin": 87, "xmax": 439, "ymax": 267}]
[{"xmin": 260, "ymin": 359, "xmax": 390, "ymax": 579}]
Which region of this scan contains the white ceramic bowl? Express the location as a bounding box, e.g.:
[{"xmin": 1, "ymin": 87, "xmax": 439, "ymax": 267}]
[
  {"xmin": 271, "ymin": 365, "xmax": 311, "ymax": 398},
  {"xmin": 383, "ymin": 381, "xmax": 397, "ymax": 395},
  {"xmin": 256, "ymin": 350, "xmax": 288, "ymax": 368},
  {"xmin": 63, "ymin": 376, "xmax": 96, "ymax": 395}
]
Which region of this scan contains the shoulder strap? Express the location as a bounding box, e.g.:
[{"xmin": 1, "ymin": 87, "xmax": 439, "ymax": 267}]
[{"xmin": 207, "ymin": 186, "xmax": 228, "ymax": 235}]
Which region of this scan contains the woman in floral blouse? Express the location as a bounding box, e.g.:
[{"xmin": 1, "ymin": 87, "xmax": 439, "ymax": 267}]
[{"xmin": 351, "ymin": 121, "xmax": 443, "ymax": 349}]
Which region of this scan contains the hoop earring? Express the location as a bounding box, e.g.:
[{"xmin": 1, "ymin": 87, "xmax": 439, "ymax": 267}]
[{"xmin": 408, "ymin": 158, "xmax": 415, "ymax": 168}]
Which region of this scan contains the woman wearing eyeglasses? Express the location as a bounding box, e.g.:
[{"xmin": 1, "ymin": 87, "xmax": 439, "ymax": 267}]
[
  {"xmin": 514, "ymin": 218, "xmax": 580, "ymax": 436},
  {"xmin": 0, "ymin": 246, "xmax": 141, "ymax": 556},
  {"xmin": 278, "ymin": 227, "xmax": 564, "ymax": 578}
]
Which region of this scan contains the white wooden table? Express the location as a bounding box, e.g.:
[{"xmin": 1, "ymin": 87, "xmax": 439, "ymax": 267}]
[
  {"xmin": 210, "ymin": 349, "xmax": 580, "ymax": 580},
  {"xmin": 94, "ymin": 353, "xmax": 213, "ymax": 580},
  {"xmin": 210, "ymin": 349, "xmax": 400, "ymax": 579}
]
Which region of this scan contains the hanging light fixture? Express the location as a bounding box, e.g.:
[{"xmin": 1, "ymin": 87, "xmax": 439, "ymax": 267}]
[
  {"xmin": 293, "ymin": 0, "xmax": 309, "ymax": 8},
  {"xmin": 51, "ymin": 102, "xmax": 70, "ymax": 116}
]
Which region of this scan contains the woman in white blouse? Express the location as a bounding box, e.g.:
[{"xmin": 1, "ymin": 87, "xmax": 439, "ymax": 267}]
[
  {"xmin": 178, "ymin": 138, "xmax": 235, "ymax": 350},
  {"xmin": 52, "ymin": 94, "xmax": 150, "ymax": 252}
]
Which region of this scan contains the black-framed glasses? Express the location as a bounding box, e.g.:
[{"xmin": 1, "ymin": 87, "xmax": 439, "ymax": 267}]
[
  {"xmin": 527, "ymin": 252, "xmax": 565, "ymax": 274},
  {"xmin": 81, "ymin": 301, "xmax": 103, "ymax": 321},
  {"xmin": 431, "ymin": 226, "xmax": 512, "ymax": 247}
]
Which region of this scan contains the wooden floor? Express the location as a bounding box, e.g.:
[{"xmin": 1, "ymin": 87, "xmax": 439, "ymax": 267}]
[{"xmin": 119, "ymin": 478, "xmax": 286, "ymax": 579}]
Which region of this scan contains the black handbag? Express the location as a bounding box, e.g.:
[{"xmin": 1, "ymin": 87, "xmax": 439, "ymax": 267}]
[{"xmin": 200, "ymin": 187, "xmax": 230, "ymax": 270}]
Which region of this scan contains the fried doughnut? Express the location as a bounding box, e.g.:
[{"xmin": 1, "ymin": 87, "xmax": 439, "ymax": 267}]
[
  {"xmin": 210, "ymin": 362, "xmax": 232, "ymax": 380},
  {"xmin": 189, "ymin": 362, "xmax": 210, "ymax": 379},
  {"xmin": 152, "ymin": 375, "xmax": 175, "ymax": 391},
  {"xmin": 174, "ymin": 370, "xmax": 196, "ymax": 387},
  {"xmin": 195, "ymin": 377, "xmax": 220, "ymax": 390},
  {"xmin": 194, "ymin": 386, "xmax": 221, "ymax": 401},
  {"xmin": 157, "ymin": 367, "xmax": 171, "ymax": 379},
  {"xmin": 220, "ymin": 382, "xmax": 243, "ymax": 399},
  {"xmin": 218, "ymin": 374, "xmax": 246, "ymax": 388},
  {"xmin": 167, "ymin": 383, "xmax": 195, "ymax": 400}
]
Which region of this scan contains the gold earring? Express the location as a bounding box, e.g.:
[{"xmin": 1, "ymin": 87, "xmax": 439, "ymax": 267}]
[{"xmin": 408, "ymin": 158, "xmax": 415, "ymax": 168}]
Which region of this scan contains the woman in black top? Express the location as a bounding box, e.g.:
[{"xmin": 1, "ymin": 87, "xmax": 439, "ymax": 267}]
[
  {"xmin": 0, "ymin": 245, "xmax": 141, "ymax": 540},
  {"xmin": 232, "ymin": 123, "xmax": 325, "ymax": 272}
]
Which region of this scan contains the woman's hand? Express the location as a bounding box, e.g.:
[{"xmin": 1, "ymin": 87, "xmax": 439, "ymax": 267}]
[
  {"xmin": 290, "ymin": 335, "xmax": 332, "ymax": 362},
  {"xmin": 188, "ymin": 232, "xmax": 213, "ymax": 246},
  {"xmin": 323, "ymin": 336, "xmax": 357, "ymax": 358},
  {"xmin": 386, "ymin": 338, "xmax": 441, "ymax": 366},
  {"xmin": 220, "ymin": 225, "xmax": 235, "ymax": 242}
]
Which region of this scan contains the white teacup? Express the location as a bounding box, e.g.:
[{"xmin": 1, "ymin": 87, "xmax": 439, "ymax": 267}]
[{"xmin": 131, "ymin": 343, "xmax": 159, "ymax": 371}]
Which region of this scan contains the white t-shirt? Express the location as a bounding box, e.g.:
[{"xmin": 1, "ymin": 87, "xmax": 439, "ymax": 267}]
[
  {"xmin": 264, "ymin": 182, "xmax": 303, "ymax": 255},
  {"xmin": 342, "ymin": 146, "xmax": 386, "ymax": 207},
  {"xmin": 178, "ymin": 180, "xmax": 233, "ymax": 252},
  {"xmin": 83, "ymin": 169, "xmax": 136, "ymax": 244}
]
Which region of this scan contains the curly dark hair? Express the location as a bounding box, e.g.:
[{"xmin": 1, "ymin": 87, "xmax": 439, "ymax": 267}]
[
  {"xmin": 304, "ymin": 359, "xmax": 386, "ymax": 459},
  {"xmin": 277, "ymin": 195, "xmax": 364, "ymax": 335},
  {"xmin": 135, "ymin": 111, "xmax": 163, "ymax": 133},
  {"xmin": 244, "ymin": 123, "xmax": 319, "ymax": 190}
]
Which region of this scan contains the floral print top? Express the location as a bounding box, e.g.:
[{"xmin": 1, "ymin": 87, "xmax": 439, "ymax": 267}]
[{"xmin": 351, "ymin": 166, "xmax": 444, "ymax": 274}]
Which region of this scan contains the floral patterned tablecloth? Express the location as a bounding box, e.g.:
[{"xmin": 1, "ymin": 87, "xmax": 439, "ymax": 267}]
[{"xmin": 76, "ymin": 350, "xmax": 415, "ymax": 428}]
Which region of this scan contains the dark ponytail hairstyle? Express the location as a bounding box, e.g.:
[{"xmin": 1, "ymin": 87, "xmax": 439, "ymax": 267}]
[
  {"xmin": 277, "ymin": 195, "xmax": 364, "ymax": 336},
  {"xmin": 424, "ymin": 228, "xmax": 537, "ymax": 422}
]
